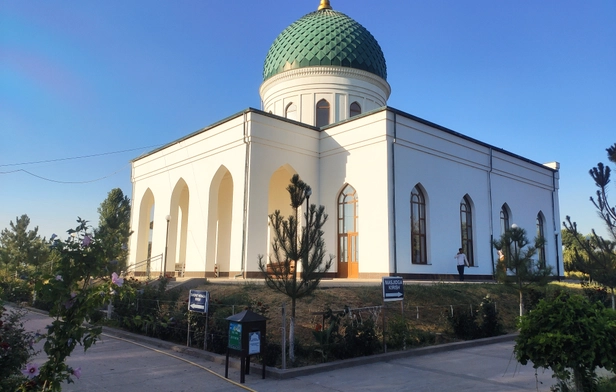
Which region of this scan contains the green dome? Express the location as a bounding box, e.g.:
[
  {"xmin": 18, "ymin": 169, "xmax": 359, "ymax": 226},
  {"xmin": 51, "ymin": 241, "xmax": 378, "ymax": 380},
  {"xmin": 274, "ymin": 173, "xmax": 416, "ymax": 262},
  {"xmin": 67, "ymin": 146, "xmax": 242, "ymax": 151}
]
[{"xmin": 263, "ymin": 6, "xmax": 387, "ymax": 81}]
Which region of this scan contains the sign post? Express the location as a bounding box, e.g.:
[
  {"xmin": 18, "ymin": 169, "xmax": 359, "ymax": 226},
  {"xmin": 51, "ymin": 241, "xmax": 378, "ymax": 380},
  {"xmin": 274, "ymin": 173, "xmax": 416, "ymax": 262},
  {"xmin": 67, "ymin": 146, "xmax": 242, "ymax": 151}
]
[
  {"xmin": 187, "ymin": 290, "xmax": 209, "ymax": 347},
  {"xmin": 382, "ymin": 277, "xmax": 404, "ymax": 353}
]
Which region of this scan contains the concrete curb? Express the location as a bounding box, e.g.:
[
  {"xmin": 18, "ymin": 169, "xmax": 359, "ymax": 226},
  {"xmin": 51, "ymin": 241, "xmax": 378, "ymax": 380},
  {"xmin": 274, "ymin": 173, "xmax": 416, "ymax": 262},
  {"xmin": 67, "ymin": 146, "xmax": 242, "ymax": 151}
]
[{"xmin": 101, "ymin": 324, "xmax": 517, "ymax": 380}]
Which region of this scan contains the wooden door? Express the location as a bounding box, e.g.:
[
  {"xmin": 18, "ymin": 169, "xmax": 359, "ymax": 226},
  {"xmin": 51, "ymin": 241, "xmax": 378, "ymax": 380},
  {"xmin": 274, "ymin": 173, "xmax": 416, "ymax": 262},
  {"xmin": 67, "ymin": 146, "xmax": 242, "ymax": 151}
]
[{"xmin": 337, "ymin": 185, "xmax": 359, "ymax": 278}]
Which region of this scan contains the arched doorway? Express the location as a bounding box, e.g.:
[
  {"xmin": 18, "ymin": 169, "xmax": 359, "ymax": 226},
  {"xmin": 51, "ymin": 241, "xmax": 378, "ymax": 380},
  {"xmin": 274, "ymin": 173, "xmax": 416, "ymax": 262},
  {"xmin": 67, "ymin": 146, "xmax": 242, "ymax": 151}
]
[{"xmin": 337, "ymin": 184, "xmax": 359, "ymax": 278}]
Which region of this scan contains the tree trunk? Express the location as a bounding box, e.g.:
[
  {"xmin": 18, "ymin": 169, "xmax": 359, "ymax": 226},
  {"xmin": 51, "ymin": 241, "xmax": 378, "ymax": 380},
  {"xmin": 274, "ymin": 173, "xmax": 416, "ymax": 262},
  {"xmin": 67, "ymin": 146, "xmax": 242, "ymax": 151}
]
[
  {"xmin": 289, "ymin": 316, "xmax": 295, "ymax": 362},
  {"xmin": 611, "ymin": 287, "xmax": 615, "ymax": 311},
  {"xmin": 289, "ymin": 296, "xmax": 296, "ymax": 362},
  {"xmin": 519, "ymin": 290, "xmax": 524, "ymax": 317}
]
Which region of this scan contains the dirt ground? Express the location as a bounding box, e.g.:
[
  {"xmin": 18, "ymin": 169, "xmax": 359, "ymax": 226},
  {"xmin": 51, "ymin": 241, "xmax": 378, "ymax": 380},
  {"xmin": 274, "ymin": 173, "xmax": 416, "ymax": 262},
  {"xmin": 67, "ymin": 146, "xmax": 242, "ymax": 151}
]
[{"xmin": 189, "ymin": 280, "xmax": 521, "ymax": 352}]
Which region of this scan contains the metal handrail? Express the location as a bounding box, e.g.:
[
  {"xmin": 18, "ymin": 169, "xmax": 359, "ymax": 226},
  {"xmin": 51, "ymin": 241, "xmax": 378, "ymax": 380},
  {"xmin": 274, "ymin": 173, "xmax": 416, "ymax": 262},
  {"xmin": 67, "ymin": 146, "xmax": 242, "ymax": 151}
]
[{"xmin": 124, "ymin": 253, "xmax": 163, "ymax": 280}]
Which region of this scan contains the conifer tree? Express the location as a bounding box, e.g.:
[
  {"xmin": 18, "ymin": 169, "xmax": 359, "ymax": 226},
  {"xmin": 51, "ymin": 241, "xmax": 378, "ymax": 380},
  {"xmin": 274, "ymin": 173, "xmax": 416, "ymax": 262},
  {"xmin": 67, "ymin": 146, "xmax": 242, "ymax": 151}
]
[
  {"xmin": 492, "ymin": 226, "xmax": 552, "ymax": 316},
  {"xmin": 564, "ymin": 143, "xmax": 616, "ymax": 309},
  {"xmin": 258, "ymin": 175, "xmax": 334, "ymax": 362}
]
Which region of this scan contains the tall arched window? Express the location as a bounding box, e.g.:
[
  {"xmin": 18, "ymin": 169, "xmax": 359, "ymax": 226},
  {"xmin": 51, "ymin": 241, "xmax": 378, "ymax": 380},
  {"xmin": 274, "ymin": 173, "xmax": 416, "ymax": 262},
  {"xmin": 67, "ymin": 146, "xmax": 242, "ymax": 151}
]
[
  {"xmin": 500, "ymin": 204, "xmax": 510, "ymax": 235},
  {"xmin": 338, "ymin": 184, "xmax": 359, "ymax": 278},
  {"xmin": 536, "ymin": 212, "xmax": 546, "ymax": 267},
  {"xmin": 285, "ymin": 103, "xmax": 297, "ymax": 121},
  {"xmin": 411, "ymin": 185, "xmax": 427, "ymax": 264},
  {"xmin": 316, "ymin": 99, "xmax": 330, "ymax": 127},
  {"xmin": 460, "ymin": 195, "xmax": 474, "ymax": 266},
  {"xmin": 350, "ymin": 101, "xmax": 361, "ymax": 117}
]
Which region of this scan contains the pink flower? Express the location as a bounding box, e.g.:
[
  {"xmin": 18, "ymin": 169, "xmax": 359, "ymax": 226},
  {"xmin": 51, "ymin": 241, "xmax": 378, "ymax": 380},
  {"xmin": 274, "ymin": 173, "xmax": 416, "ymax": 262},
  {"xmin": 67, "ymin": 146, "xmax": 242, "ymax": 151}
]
[
  {"xmin": 55, "ymin": 275, "xmax": 63, "ymax": 281},
  {"xmin": 111, "ymin": 272, "xmax": 124, "ymax": 287},
  {"xmin": 22, "ymin": 363, "xmax": 40, "ymax": 379},
  {"xmin": 82, "ymin": 236, "xmax": 92, "ymax": 247},
  {"xmin": 72, "ymin": 366, "xmax": 82, "ymax": 379}
]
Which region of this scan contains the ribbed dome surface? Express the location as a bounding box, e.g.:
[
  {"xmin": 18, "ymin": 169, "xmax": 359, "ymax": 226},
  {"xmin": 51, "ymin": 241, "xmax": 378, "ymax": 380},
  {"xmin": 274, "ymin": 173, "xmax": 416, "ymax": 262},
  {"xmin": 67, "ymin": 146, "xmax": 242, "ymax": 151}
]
[{"xmin": 263, "ymin": 8, "xmax": 387, "ymax": 81}]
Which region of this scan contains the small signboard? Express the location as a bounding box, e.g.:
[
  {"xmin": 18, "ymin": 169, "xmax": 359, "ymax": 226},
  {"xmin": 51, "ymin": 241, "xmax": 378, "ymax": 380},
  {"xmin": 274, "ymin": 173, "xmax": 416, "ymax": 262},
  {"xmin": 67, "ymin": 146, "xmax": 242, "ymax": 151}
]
[
  {"xmin": 228, "ymin": 322, "xmax": 242, "ymax": 350},
  {"xmin": 382, "ymin": 277, "xmax": 404, "ymax": 302},
  {"xmin": 188, "ymin": 290, "xmax": 209, "ymax": 313},
  {"xmin": 248, "ymin": 331, "xmax": 261, "ymax": 355}
]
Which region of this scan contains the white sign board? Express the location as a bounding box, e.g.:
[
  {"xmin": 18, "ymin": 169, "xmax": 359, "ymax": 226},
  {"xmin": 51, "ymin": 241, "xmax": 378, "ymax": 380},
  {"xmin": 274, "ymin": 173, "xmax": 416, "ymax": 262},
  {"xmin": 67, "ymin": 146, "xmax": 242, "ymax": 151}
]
[{"xmin": 248, "ymin": 331, "xmax": 261, "ymax": 355}]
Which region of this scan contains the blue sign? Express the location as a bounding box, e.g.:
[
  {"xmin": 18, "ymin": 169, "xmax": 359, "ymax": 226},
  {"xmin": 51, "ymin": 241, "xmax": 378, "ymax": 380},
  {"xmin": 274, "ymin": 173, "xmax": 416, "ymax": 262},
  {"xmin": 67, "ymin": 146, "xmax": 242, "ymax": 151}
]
[
  {"xmin": 188, "ymin": 290, "xmax": 209, "ymax": 313},
  {"xmin": 382, "ymin": 277, "xmax": 404, "ymax": 302}
]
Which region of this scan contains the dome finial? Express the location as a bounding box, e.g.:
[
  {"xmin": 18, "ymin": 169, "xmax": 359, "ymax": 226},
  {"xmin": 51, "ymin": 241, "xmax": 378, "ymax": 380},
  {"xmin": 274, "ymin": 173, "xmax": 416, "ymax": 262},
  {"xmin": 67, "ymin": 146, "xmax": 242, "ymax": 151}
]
[{"xmin": 318, "ymin": 0, "xmax": 332, "ymax": 11}]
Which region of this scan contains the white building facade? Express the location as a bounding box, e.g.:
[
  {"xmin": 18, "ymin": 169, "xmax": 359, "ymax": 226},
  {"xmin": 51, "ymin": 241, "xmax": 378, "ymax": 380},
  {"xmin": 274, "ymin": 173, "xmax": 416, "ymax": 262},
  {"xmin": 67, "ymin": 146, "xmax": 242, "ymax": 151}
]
[{"xmin": 128, "ymin": 1, "xmax": 563, "ymax": 280}]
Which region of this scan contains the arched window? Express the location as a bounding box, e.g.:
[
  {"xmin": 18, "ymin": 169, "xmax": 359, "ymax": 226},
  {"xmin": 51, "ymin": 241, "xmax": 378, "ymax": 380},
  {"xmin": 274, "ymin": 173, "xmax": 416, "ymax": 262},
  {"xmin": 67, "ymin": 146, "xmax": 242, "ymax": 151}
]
[
  {"xmin": 411, "ymin": 185, "xmax": 427, "ymax": 264},
  {"xmin": 460, "ymin": 195, "xmax": 474, "ymax": 266},
  {"xmin": 338, "ymin": 184, "xmax": 358, "ymax": 278},
  {"xmin": 350, "ymin": 101, "xmax": 361, "ymax": 117},
  {"xmin": 536, "ymin": 213, "xmax": 546, "ymax": 267},
  {"xmin": 316, "ymin": 99, "xmax": 330, "ymax": 127},
  {"xmin": 500, "ymin": 204, "xmax": 510, "ymax": 235},
  {"xmin": 285, "ymin": 103, "xmax": 297, "ymax": 121}
]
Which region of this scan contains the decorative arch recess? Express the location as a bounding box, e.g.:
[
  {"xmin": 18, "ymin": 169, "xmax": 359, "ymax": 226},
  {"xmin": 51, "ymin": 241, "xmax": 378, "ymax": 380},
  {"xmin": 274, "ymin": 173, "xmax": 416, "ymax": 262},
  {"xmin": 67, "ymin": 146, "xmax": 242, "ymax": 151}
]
[
  {"xmin": 135, "ymin": 188, "xmax": 155, "ymax": 274},
  {"xmin": 267, "ymin": 165, "xmax": 298, "ymax": 265},
  {"xmin": 207, "ymin": 166, "xmax": 234, "ymax": 277},
  {"xmin": 167, "ymin": 179, "xmax": 189, "ymax": 276}
]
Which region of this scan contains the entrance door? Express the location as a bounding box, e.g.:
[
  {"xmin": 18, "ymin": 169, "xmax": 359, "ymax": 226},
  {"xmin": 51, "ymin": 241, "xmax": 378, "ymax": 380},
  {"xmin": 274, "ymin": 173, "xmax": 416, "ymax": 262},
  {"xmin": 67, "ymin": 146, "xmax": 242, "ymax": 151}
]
[{"xmin": 338, "ymin": 185, "xmax": 359, "ymax": 278}]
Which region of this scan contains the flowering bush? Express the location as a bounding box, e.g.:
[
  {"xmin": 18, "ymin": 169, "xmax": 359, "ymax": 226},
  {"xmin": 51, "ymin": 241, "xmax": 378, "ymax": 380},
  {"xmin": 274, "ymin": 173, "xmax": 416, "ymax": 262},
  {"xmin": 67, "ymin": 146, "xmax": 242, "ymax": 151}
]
[
  {"xmin": 14, "ymin": 218, "xmax": 133, "ymax": 391},
  {"xmin": 0, "ymin": 306, "xmax": 40, "ymax": 391}
]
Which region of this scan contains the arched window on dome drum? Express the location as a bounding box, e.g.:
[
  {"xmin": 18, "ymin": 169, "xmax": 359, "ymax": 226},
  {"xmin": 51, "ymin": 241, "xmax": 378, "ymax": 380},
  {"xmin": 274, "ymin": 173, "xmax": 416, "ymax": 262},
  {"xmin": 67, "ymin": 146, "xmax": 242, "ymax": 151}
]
[
  {"xmin": 285, "ymin": 103, "xmax": 297, "ymax": 121},
  {"xmin": 350, "ymin": 102, "xmax": 361, "ymax": 118},
  {"xmin": 536, "ymin": 212, "xmax": 546, "ymax": 267},
  {"xmin": 316, "ymin": 99, "xmax": 330, "ymax": 127},
  {"xmin": 411, "ymin": 185, "xmax": 427, "ymax": 264},
  {"xmin": 460, "ymin": 195, "xmax": 474, "ymax": 266}
]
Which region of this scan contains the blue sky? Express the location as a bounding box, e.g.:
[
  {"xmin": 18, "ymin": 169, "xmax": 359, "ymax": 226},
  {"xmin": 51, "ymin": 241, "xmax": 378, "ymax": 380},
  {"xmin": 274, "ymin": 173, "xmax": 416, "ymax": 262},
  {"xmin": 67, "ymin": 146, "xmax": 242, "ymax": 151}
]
[{"xmin": 1, "ymin": 0, "xmax": 615, "ymax": 240}]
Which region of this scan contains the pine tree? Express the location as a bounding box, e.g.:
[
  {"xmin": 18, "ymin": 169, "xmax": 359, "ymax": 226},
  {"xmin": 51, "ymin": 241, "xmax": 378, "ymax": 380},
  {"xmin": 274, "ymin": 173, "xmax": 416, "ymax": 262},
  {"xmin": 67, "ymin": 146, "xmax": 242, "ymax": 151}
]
[
  {"xmin": 563, "ymin": 143, "xmax": 616, "ymax": 309},
  {"xmin": 258, "ymin": 175, "xmax": 334, "ymax": 363},
  {"xmin": 492, "ymin": 226, "xmax": 552, "ymax": 316}
]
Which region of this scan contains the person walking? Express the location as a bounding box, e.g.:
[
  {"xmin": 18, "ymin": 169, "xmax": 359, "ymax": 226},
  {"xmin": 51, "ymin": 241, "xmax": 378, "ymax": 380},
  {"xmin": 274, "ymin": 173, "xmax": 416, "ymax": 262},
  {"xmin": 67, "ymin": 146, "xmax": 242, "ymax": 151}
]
[{"xmin": 454, "ymin": 248, "xmax": 469, "ymax": 281}]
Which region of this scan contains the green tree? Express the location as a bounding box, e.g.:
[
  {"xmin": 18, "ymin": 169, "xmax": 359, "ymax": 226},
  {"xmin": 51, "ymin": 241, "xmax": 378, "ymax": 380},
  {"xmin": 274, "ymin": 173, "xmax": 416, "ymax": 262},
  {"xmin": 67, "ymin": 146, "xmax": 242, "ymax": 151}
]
[
  {"xmin": 564, "ymin": 143, "xmax": 616, "ymax": 309},
  {"xmin": 258, "ymin": 175, "xmax": 334, "ymax": 363},
  {"xmin": 492, "ymin": 226, "xmax": 552, "ymax": 316},
  {"xmin": 94, "ymin": 188, "xmax": 132, "ymax": 271},
  {"xmin": 23, "ymin": 218, "xmax": 132, "ymax": 391},
  {"xmin": 515, "ymin": 292, "xmax": 616, "ymax": 392},
  {"xmin": 561, "ymin": 228, "xmax": 589, "ymax": 275},
  {"xmin": 0, "ymin": 215, "xmax": 50, "ymax": 277}
]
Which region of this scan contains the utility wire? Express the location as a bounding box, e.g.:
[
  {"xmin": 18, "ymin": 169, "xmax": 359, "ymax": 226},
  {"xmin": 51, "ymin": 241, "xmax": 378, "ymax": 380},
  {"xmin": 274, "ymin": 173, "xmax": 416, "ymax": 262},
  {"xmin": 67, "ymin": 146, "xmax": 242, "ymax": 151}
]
[
  {"xmin": 0, "ymin": 163, "xmax": 131, "ymax": 184},
  {"xmin": 0, "ymin": 144, "xmax": 163, "ymax": 167}
]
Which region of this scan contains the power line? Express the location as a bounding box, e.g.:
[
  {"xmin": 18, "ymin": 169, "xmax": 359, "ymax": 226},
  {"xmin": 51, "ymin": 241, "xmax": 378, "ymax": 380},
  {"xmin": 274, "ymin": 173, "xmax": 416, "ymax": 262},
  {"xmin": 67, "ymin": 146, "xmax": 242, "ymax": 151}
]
[
  {"xmin": 0, "ymin": 163, "xmax": 131, "ymax": 184},
  {"xmin": 0, "ymin": 144, "xmax": 163, "ymax": 167}
]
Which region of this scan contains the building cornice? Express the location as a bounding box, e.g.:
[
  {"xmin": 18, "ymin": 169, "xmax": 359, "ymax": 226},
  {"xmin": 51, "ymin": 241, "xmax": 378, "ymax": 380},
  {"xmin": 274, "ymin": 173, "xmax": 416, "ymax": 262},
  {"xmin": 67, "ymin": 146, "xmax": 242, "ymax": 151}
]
[{"xmin": 259, "ymin": 66, "xmax": 391, "ymax": 99}]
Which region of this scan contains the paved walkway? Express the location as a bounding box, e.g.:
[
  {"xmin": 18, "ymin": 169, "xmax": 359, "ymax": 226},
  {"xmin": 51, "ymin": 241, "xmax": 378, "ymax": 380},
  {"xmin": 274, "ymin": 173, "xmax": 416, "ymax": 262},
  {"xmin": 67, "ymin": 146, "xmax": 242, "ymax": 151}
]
[{"xmin": 16, "ymin": 307, "xmax": 560, "ymax": 392}]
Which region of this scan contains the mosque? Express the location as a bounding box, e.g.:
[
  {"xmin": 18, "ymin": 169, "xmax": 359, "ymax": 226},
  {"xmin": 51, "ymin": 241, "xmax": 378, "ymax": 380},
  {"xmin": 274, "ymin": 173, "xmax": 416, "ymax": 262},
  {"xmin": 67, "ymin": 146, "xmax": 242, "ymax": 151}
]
[{"xmin": 127, "ymin": 0, "xmax": 563, "ymax": 280}]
